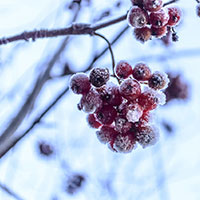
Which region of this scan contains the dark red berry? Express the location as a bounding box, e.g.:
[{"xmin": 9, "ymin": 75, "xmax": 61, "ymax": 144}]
[
  {"xmin": 96, "ymin": 125, "xmax": 118, "ymax": 144},
  {"xmin": 167, "ymin": 7, "xmax": 181, "ymax": 26},
  {"xmin": 148, "ymin": 71, "xmax": 169, "ymax": 90},
  {"xmin": 127, "ymin": 6, "xmax": 149, "ymax": 28},
  {"xmin": 134, "ymin": 26, "xmax": 152, "ymax": 42},
  {"xmin": 151, "ymin": 25, "xmax": 167, "ymax": 37},
  {"xmin": 111, "ymin": 134, "xmax": 136, "ymax": 153},
  {"xmin": 131, "ymin": 0, "xmax": 144, "ymax": 7},
  {"xmin": 120, "ymin": 79, "xmax": 141, "ymax": 101},
  {"xmin": 98, "ymin": 84, "xmax": 122, "ymax": 106},
  {"xmin": 70, "ymin": 73, "xmax": 91, "ymax": 94},
  {"xmin": 136, "ymin": 125, "xmax": 159, "ymax": 148},
  {"xmin": 138, "ymin": 89, "xmax": 159, "ymax": 111},
  {"xmin": 89, "ymin": 68, "xmax": 109, "ymax": 87},
  {"xmin": 116, "ymin": 61, "xmax": 133, "ymax": 79},
  {"xmin": 132, "ymin": 63, "xmax": 151, "ymax": 81},
  {"xmin": 150, "ymin": 9, "xmax": 169, "ymax": 28},
  {"xmin": 114, "ymin": 116, "xmax": 132, "ymax": 134},
  {"xmin": 87, "ymin": 114, "xmax": 102, "ymax": 129},
  {"xmin": 79, "ymin": 88, "xmax": 103, "ymax": 113},
  {"xmin": 96, "ymin": 105, "xmax": 117, "ymax": 125},
  {"xmin": 143, "ymin": 0, "xmax": 163, "ymax": 12}
]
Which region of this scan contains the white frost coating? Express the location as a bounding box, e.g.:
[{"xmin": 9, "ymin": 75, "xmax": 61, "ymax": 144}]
[
  {"xmin": 96, "ymin": 131, "xmax": 109, "ymax": 144},
  {"xmin": 126, "ymin": 107, "xmax": 143, "ymax": 123},
  {"xmin": 154, "ymin": 71, "xmax": 170, "ymax": 90},
  {"xmin": 136, "ymin": 125, "xmax": 159, "ymax": 148}
]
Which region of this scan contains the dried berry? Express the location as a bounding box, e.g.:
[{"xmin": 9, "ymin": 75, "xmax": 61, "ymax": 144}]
[{"xmin": 89, "ymin": 68, "xmax": 109, "ymax": 87}]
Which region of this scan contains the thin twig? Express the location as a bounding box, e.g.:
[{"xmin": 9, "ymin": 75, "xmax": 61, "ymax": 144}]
[
  {"xmin": 0, "ymin": 182, "xmax": 24, "ymax": 200},
  {"xmin": 0, "ymin": 13, "xmax": 127, "ymax": 46},
  {"xmin": 163, "ymin": 0, "xmax": 179, "ymax": 7},
  {"xmin": 0, "ymin": 25, "xmax": 129, "ymax": 159}
]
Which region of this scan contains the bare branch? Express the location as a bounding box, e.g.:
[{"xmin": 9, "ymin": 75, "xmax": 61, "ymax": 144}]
[
  {"xmin": 0, "ymin": 14, "xmax": 127, "ymax": 46},
  {"xmin": 0, "ymin": 182, "xmax": 24, "ymax": 200}
]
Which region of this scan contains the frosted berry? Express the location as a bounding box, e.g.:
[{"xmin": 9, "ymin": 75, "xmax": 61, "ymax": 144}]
[
  {"xmin": 150, "ymin": 9, "xmax": 169, "ymax": 28},
  {"xmin": 87, "ymin": 114, "xmax": 102, "ymax": 129},
  {"xmin": 143, "ymin": 0, "xmax": 163, "ymax": 12},
  {"xmin": 98, "ymin": 84, "xmax": 122, "ymax": 106},
  {"xmin": 136, "ymin": 125, "xmax": 159, "ymax": 148},
  {"xmin": 96, "ymin": 125, "xmax": 118, "ymax": 144},
  {"xmin": 127, "ymin": 6, "xmax": 149, "ymax": 28},
  {"xmin": 115, "ymin": 61, "xmax": 133, "ymax": 79},
  {"xmin": 78, "ymin": 88, "xmax": 103, "ymax": 113},
  {"xmin": 89, "ymin": 68, "xmax": 109, "ymax": 87},
  {"xmin": 132, "ymin": 63, "xmax": 151, "ymax": 81},
  {"xmin": 112, "ymin": 134, "xmax": 136, "ymax": 153},
  {"xmin": 148, "ymin": 71, "xmax": 169, "ymax": 90},
  {"xmin": 151, "ymin": 26, "xmax": 167, "ymax": 37},
  {"xmin": 126, "ymin": 103, "xmax": 143, "ymax": 123},
  {"xmin": 70, "ymin": 73, "xmax": 91, "ymax": 94},
  {"xmin": 134, "ymin": 26, "xmax": 152, "ymax": 42},
  {"xmin": 96, "ymin": 105, "xmax": 117, "ymax": 125},
  {"xmin": 114, "ymin": 116, "xmax": 132, "ymax": 134},
  {"xmin": 167, "ymin": 7, "xmax": 181, "ymax": 26},
  {"xmin": 120, "ymin": 79, "xmax": 141, "ymax": 101}
]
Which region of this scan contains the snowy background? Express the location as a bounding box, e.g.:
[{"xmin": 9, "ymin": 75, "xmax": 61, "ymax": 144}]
[{"xmin": 0, "ymin": 0, "xmax": 199, "ymax": 199}]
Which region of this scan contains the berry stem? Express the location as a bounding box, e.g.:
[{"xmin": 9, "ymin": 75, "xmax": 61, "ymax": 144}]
[
  {"xmin": 163, "ymin": 0, "xmax": 179, "ymax": 7},
  {"xmin": 94, "ymin": 32, "xmax": 120, "ymax": 83}
]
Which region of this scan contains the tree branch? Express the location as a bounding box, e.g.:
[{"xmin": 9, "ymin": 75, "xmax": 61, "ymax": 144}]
[{"xmin": 0, "ymin": 13, "xmax": 127, "ymax": 46}]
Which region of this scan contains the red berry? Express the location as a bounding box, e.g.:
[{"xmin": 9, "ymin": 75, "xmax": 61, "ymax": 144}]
[
  {"xmin": 98, "ymin": 84, "xmax": 122, "ymax": 106},
  {"xmin": 120, "ymin": 79, "xmax": 141, "ymax": 101},
  {"xmin": 114, "ymin": 116, "xmax": 132, "ymax": 134},
  {"xmin": 132, "ymin": 63, "xmax": 151, "ymax": 81},
  {"xmin": 134, "ymin": 26, "xmax": 152, "ymax": 42},
  {"xmin": 167, "ymin": 7, "xmax": 181, "ymax": 26},
  {"xmin": 136, "ymin": 125, "xmax": 159, "ymax": 148},
  {"xmin": 127, "ymin": 6, "xmax": 149, "ymax": 28},
  {"xmin": 150, "ymin": 9, "xmax": 169, "ymax": 28},
  {"xmin": 70, "ymin": 73, "xmax": 91, "ymax": 95},
  {"xmin": 115, "ymin": 61, "xmax": 133, "ymax": 79},
  {"xmin": 96, "ymin": 105, "xmax": 117, "ymax": 125},
  {"xmin": 87, "ymin": 114, "xmax": 102, "ymax": 129},
  {"xmin": 89, "ymin": 68, "xmax": 110, "ymax": 87},
  {"xmin": 96, "ymin": 125, "xmax": 118, "ymax": 144},
  {"xmin": 126, "ymin": 103, "xmax": 143, "ymax": 123},
  {"xmin": 143, "ymin": 0, "xmax": 163, "ymax": 12},
  {"xmin": 151, "ymin": 25, "xmax": 167, "ymax": 37},
  {"xmin": 148, "ymin": 71, "xmax": 169, "ymax": 90},
  {"xmin": 111, "ymin": 134, "xmax": 136, "ymax": 153},
  {"xmin": 79, "ymin": 88, "xmax": 103, "ymax": 113}
]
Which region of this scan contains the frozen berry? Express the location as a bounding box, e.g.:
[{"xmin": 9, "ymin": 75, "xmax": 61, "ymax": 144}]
[
  {"xmin": 134, "ymin": 26, "xmax": 152, "ymax": 42},
  {"xmin": 150, "ymin": 9, "xmax": 169, "ymax": 28},
  {"xmin": 78, "ymin": 88, "xmax": 103, "ymax": 113},
  {"xmin": 89, "ymin": 68, "xmax": 109, "ymax": 87},
  {"xmin": 112, "ymin": 134, "xmax": 136, "ymax": 153},
  {"xmin": 120, "ymin": 79, "xmax": 141, "ymax": 101},
  {"xmin": 70, "ymin": 73, "xmax": 91, "ymax": 94},
  {"xmin": 151, "ymin": 25, "xmax": 167, "ymax": 37},
  {"xmin": 132, "ymin": 63, "xmax": 151, "ymax": 81},
  {"xmin": 143, "ymin": 0, "xmax": 163, "ymax": 12},
  {"xmin": 115, "ymin": 61, "xmax": 133, "ymax": 79},
  {"xmin": 127, "ymin": 6, "xmax": 149, "ymax": 28},
  {"xmin": 96, "ymin": 105, "xmax": 117, "ymax": 125},
  {"xmin": 87, "ymin": 114, "xmax": 102, "ymax": 129},
  {"xmin": 98, "ymin": 84, "xmax": 122, "ymax": 106},
  {"xmin": 148, "ymin": 71, "xmax": 169, "ymax": 90},
  {"xmin": 136, "ymin": 125, "xmax": 159, "ymax": 148},
  {"xmin": 167, "ymin": 7, "xmax": 181, "ymax": 26},
  {"xmin": 131, "ymin": 0, "xmax": 144, "ymax": 7},
  {"xmin": 96, "ymin": 125, "xmax": 118, "ymax": 144},
  {"xmin": 114, "ymin": 116, "xmax": 132, "ymax": 134},
  {"xmin": 126, "ymin": 103, "xmax": 143, "ymax": 123}
]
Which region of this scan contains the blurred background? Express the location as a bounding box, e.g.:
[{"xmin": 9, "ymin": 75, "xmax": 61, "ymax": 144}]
[{"xmin": 0, "ymin": 0, "xmax": 199, "ymax": 199}]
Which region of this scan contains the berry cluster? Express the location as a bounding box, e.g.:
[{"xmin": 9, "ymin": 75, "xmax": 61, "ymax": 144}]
[
  {"xmin": 70, "ymin": 61, "xmax": 169, "ymax": 153},
  {"xmin": 128, "ymin": 0, "xmax": 181, "ymax": 42}
]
